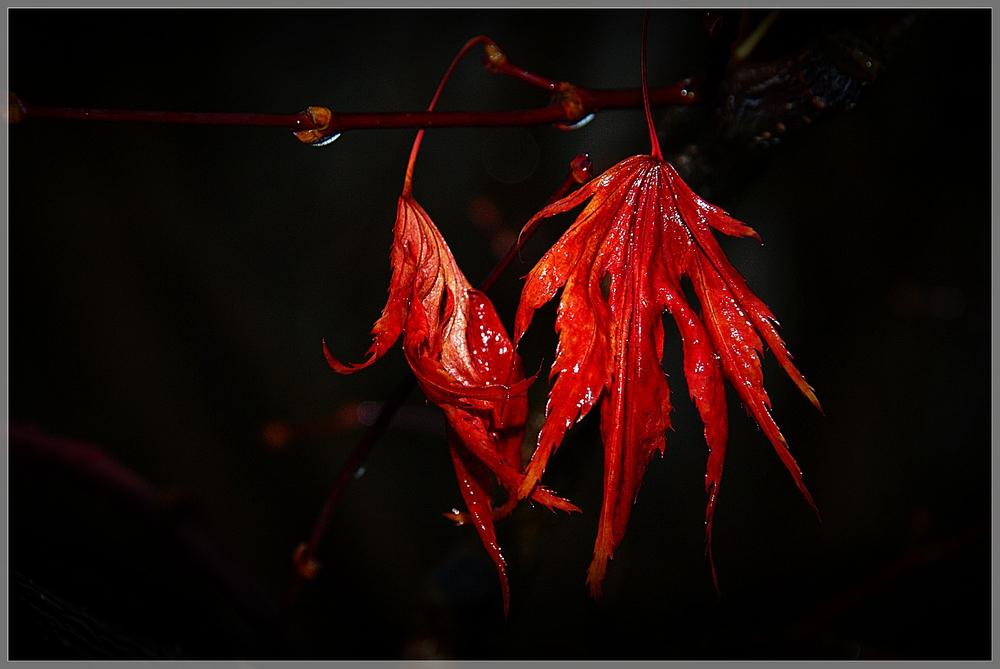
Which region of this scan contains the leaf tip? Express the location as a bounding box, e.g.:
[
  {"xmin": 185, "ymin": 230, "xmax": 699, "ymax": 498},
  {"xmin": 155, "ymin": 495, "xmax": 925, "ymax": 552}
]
[
  {"xmin": 797, "ymin": 480, "xmax": 822, "ymax": 522},
  {"xmin": 808, "ymin": 391, "xmax": 825, "ymax": 416},
  {"xmin": 586, "ymin": 562, "xmax": 606, "ymax": 600},
  {"xmin": 323, "ymin": 337, "xmax": 381, "ymax": 375},
  {"xmin": 586, "ymin": 543, "xmax": 613, "ymax": 600},
  {"xmin": 707, "ymin": 541, "xmax": 721, "ymax": 599},
  {"xmin": 443, "ymin": 507, "xmax": 470, "ymax": 526},
  {"xmin": 323, "ymin": 338, "xmax": 355, "ymax": 374}
]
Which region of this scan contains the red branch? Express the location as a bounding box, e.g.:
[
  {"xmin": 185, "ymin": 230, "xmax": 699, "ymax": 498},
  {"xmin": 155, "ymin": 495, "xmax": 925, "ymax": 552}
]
[
  {"xmin": 9, "ymin": 79, "xmax": 696, "ymax": 144},
  {"xmin": 10, "ymin": 39, "xmax": 698, "ymax": 144}
]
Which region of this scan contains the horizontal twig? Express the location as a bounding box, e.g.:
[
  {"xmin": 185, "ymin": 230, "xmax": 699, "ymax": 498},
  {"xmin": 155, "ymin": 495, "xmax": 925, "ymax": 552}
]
[{"xmin": 9, "ymin": 79, "xmax": 696, "ymax": 144}]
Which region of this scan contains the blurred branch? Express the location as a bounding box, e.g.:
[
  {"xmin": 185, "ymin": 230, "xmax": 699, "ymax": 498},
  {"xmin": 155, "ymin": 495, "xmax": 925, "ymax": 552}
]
[
  {"xmin": 8, "ymin": 422, "xmax": 301, "ymax": 654},
  {"xmin": 11, "ymin": 570, "xmax": 183, "ymax": 659}
]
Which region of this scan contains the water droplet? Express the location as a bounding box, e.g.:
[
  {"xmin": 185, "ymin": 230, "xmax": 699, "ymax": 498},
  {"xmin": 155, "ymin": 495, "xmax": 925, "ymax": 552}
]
[
  {"xmin": 555, "ymin": 113, "xmax": 595, "ymax": 131},
  {"xmin": 310, "ymin": 132, "xmax": 341, "ymax": 147}
]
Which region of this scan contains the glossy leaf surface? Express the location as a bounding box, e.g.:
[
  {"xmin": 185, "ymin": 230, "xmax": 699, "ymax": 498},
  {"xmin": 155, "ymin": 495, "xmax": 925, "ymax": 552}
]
[
  {"xmin": 326, "ymin": 193, "xmax": 577, "ymax": 615},
  {"xmin": 514, "ymin": 154, "xmax": 821, "ymax": 597}
]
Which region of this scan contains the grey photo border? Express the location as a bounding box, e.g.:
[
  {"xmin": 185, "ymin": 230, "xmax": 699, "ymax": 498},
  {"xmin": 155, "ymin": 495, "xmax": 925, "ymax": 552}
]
[{"xmin": 2, "ymin": 3, "xmax": 996, "ymax": 668}]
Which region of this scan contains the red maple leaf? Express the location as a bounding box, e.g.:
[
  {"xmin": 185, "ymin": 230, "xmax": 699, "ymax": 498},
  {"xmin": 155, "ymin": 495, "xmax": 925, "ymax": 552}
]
[
  {"xmin": 324, "ymin": 37, "xmax": 577, "ymax": 616},
  {"xmin": 513, "ymin": 25, "xmax": 821, "ymax": 598}
]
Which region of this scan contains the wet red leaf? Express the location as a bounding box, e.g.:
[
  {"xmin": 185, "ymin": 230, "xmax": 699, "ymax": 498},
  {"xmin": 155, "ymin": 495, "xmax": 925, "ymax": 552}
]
[
  {"xmin": 514, "ymin": 153, "xmax": 822, "ymax": 597},
  {"xmin": 322, "ymin": 36, "xmax": 582, "ymax": 617},
  {"xmin": 325, "ymin": 192, "xmax": 578, "ymax": 616}
]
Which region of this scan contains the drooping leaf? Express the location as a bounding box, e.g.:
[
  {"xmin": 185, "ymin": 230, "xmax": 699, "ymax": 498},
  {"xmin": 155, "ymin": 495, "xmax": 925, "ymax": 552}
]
[
  {"xmin": 326, "ymin": 192, "xmax": 578, "ymax": 616},
  {"xmin": 514, "ymin": 153, "xmax": 821, "ymax": 598},
  {"xmin": 323, "ymin": 36, "xmax": 581, "ymax": 616}
]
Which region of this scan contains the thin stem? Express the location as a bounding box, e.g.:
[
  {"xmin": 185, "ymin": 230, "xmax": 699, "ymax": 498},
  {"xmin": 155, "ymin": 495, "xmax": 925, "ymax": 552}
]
[
  {"xmin": 733, "ymin": 9, "xmax": 780, "ymax": 62},
  {"xmin": 282, "ymin": 153, "xmax": 594, "ymax": 614},
  {"xmin": 478, "ymin": 153, "xmax": 592, "ymax": 293},
  {"xmin": 283, "ymin": 371, "xmax": 417, "ymax": 613},
  {"xmin": 486, "ymin": 54, "xmax": 562, "ymax": 91},
  {"xmin": 405, "ymin": 35, "xmax": 494, "ymax": 196},
  {"xmin": 642, "ymin": 8, "xmax": 664, "ymax": 161}
]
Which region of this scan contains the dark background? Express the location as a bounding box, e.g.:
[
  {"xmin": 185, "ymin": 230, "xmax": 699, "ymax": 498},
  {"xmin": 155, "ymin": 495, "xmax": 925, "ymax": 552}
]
[{"xmin": 7, "ymin": 9, "xmax": 992, "ymax": 660}]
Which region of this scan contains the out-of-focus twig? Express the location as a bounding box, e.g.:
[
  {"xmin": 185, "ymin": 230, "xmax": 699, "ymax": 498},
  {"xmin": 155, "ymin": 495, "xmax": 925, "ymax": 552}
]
[{"xmin": 8, "ymin": 421, "xmax": 301, "ymax": 654}]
